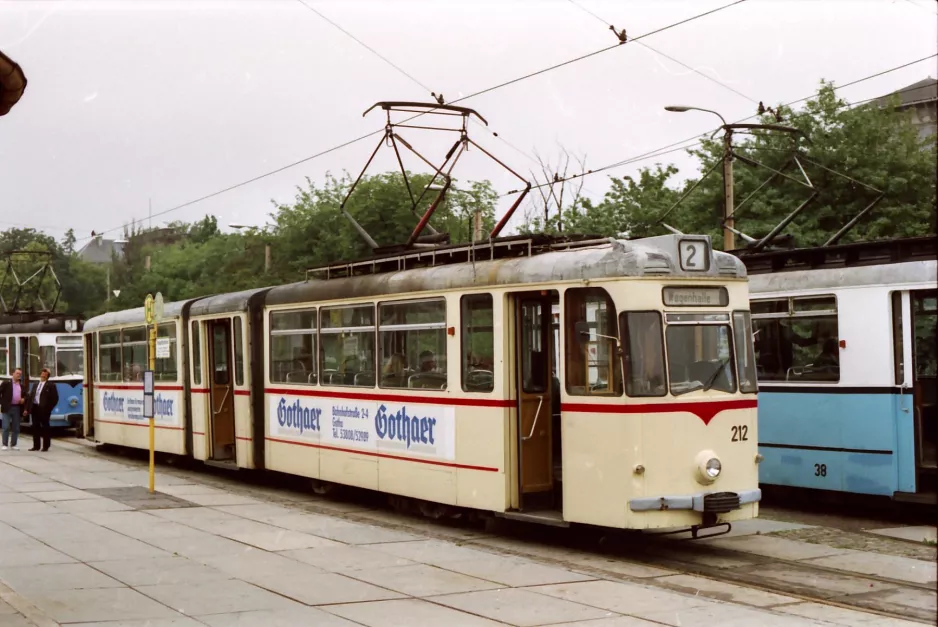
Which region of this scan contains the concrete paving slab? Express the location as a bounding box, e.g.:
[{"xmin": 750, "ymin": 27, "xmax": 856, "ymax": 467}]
[
  {"xmin": 22, "ymin": 587, "xmax": 180, "ymax": 623},
  {"xmin": 775, "ymin": 601, "xmax": 927, "ymax": 626},
  {"xmin": 639, "ymin": 602, "xmax": 824, "ymax": 626},
  {"xmin": 145, "ymin": 530, "xmax": 255, "ymax": 558},
  {"xmin": 0, "ymin": 599, "xmax": 17, "ymax": 614},
  {"xmin": 212, "ymin": 519, "xmax": 345, "ymax": 551},
  {"xmin": 53, "ymin": 474, "xmax": 133, "ymax": 490},
  {"xmin": 557, "ymin": 553, "xmax": 679, "ymax": 579},
  {"xmin": 199, "ymin": 607, "xmax": 362, "ymax": 627},
  {"xmin": 137, "ymin": 579, "xmax": 302, "ymax": 615},
  {"xmin": 347, "ymin": 563, "xmax": 501, "ymax": 597},
  {"xmin": 179, "ymin": 492, "xmax": 264, "ymax": 507},
  {"xmin": 102, "ymin": 470, "xmax": 197, "ymax": 486},
  {"xmin": 430, "ymin": 587, "xmax": 615, "ymax": 626},
  {"xmin": 214, "ymin": 503, "xmax": 301, "ymax": 520},
  {"xmin": 87, "ymin": 485, "xmax": 198, "ymax": 510},
  {"xmin": 735, "ymin": 562, "xmax": 900, "ymax": 598},
  {"xmin": 0, "ymin": 502, "xmax": 60, "ymax": 520},
  {"xmin": 0, "ymin": 544, "xmax": 77, "ymax": 568},
  {"xmin": 280, "ymin": 545, "xmax": 418, "ymax": 572},
  {"xmin": 804, "ymin": 551, "xmax": 937, "ymax": 585},
  {"xmin": 650, "ymin": 547, "xmax": 764, "ymax": 569},
  {"xmin": 48, "ymin": 496, "xmax": 134, "ymax": 513},
  {"xmin": 325, "ymin": 598, "xmax": 507, "ymax": 627},
  {"xmin": 438, "ymin": 554, "xmax": 596, "ymax": 587},
  {"xmin": 865, "ymin": 525, "xmax": 937, "ymax": 544},
  {"xmin": 265, "ymin": 513, "xmax": 421, "ymax": 544},
  {"xmin": 704, "ymin": 534, "xmax": 850, "ymax": 560},
  {"xmin": 530, "ymin": 580, "xmax": 712, "ymax": 618},
  {"xmin": 11, "ymin": 482, "xmax": 69, "ymax": 493},
  {"xmin": 0, "ymin": 563, "xmax": 124, "ymax": 592},
  {"xmin": 846, "ymin": 586, "xmax": 938, "ymax": 614},
  {"xmin": 0, "ymin": 492, "xmax": 37, "ymax": 504},
  {"xmin": 71, "ymin": 618, "xmax": 206, "ymax": 627},
  {"xmin": 29, "ymin": 489, "xmax": 102, "ymax": 502},
  {"xmin": 148, "ymin": 506, "xmax": 245, "ymax": 525},
  {"xmin": 543, "ymin": 618, "xmax": 663, "ymax": 627},
  {"xmin": 148, "ymin": 483, "xmax": 230, "ymax": 496},
  {"xmin": 202, "ymin": 553, "xmax": 404, "ymax": 606},
  {"xmin": 368, "ymin": 539, "xmax": 497, "ymax": 565},
  {"xmin": 44, "ymin": 531, "xmax": 170, "ymax": 562},
  {"xmin": 0, "ymin": 614, "xmax": 36, "ymax": 627},
  {"xmin": 655, "ymin": 574, "xmax": 799, "ymax": 607},
  {"xmin": 91, "ymin": 556, "xmax": 233, "ymax": 586}
]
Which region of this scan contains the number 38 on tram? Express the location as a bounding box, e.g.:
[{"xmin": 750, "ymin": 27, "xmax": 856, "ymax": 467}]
[{"xmin": 82, "ymin": 233, "xmax": 760, "ymax": 532}]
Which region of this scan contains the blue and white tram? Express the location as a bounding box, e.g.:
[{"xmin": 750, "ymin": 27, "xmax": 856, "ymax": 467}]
[
  {"xmin": 0, "ymin": 315, "xmax": 85, "ymax": 429},
  {"xmin": 743, "ymin": 236, "xmax": 937, "ymax": 502}
]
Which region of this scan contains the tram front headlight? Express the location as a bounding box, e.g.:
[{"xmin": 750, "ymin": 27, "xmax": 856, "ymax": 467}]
[
  {"xmin": 705, "ymin": 458, "xmax": 722, "ymax": 479},
  {"xmin": 695, "ymin": 450, "xmax": 722, "ymax": 484}
]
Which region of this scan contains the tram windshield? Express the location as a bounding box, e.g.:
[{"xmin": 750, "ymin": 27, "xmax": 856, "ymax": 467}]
[
  {"xmin": 664, "ymin": 313, "xmax": 737, "ymax": 396},
  {"xmin": 56, "ymin": 349, "xmax": 83, "ymax": 377}
]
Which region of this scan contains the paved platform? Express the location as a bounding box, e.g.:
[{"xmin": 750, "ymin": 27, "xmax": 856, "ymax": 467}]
[{"xmin": 0, "ymin": 442, "xmax": 931, "ymax": 627}]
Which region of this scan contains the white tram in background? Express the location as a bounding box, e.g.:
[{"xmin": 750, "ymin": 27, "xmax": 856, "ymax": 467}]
[{"xmin": 83, "ymin": 234, "xmax": 760, "ymax": 531}]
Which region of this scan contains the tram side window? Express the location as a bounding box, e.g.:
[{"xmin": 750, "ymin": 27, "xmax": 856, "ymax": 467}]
[
  {"xmin": 379, "ymin": 299, "xmax": 447, "ymax": 390},
  {"xmin": 620, "ymin": 312, "xmax": 666, "ymax": 397},
  {"xmin": 99, "ymin": 331, "xmax": 122, "ymax": 382},
  {"xmin": 565, "ymin": 288, "xmax": 622, "ymax": 396},
  {"xmin": 892, "ymin": 292, "xmax": 904, "ymax": 384},
  {"xmin": 122, "ymin": 327, "xmax": 148, "ymax": 382},
  {"xmin": 0, "ymin": 337, "xmax": 6, "ymax": 376},
  {"xmin": 462, "ymin": 294, "xmax": 495, "ymax": 393},
  {"xmin": 321, "ymin": 305, "xmax": 375, "ymax": 387},
  {"xmin": 751, "ymin": 296, "xmax": 839, "ymax": 382},
  {"xmin": 191, "ymin": 322, "xmax": 202, "ymax": 386},
  {"xmin": 733, "ymin": 311, "xmax": 758, "ymax": 393},
  {"xmin": 269, "ymin": 309, "xmax": 317, "ymax": 385},
  {"xmin": 155, "ymin": 325, "xmax": 178, "ymax": 382},
  {"xmin": 234, "ymin": 318, "xmax": 245, "ymax": 386}
]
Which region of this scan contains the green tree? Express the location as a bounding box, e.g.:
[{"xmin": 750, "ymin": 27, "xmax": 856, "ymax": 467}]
[{"xmin": 543, "ymin": 81, "xmax": 937, "ymax": 248}]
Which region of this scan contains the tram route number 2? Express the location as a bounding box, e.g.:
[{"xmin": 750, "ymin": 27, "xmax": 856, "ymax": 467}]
[
  {"xmin": 730, "ymin": 425, "xmax": 748, "ymax": 442},
  {"xmin": 814, "ymin": 463, "xmax": 827, "ymax": 477}
]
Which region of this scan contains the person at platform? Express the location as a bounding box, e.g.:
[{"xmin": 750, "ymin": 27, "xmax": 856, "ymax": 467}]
[
  {"xmin": 0, "ymin": 367, "xmax": 27, "ymax": 451},
  {"xmin": 27, "ymin": 368, "xmax": 58, "ymax": 452}
]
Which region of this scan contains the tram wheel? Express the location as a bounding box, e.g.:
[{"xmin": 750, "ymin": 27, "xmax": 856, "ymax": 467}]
[{"xmin": 310, "ymin": 479, "xmax": 337, "ymax": 496}]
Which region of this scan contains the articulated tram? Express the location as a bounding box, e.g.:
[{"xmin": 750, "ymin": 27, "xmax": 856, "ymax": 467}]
[
  {"xmin": 1, "ymin": 314, "xmax": 85, "ymax": 429},
  {"xmin": 744, "ymin": 236, "xmax": 937, "ymax": 503},
  {"xmin": 83, "ymin": 234, "xmax": 760, "ymax": 531}
]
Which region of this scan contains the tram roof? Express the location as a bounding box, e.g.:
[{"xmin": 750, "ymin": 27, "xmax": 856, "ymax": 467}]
[
  {"xmin": 266, "ymin": 235, "xmax": 746, "ymax": 308},
  {"xmin": 749, "ymin": 258, "xmax": 937, "ymax": 294},
  {"xmin": 189, "ymin": 287, "xmax": 273, "ymax": 318},
  {"xmin": 0, "ymin": 315, "xmax": 82, "ymax": 335},
  {"xmin": 84, "ymin": 299, "xmax": 194, "ymax": 333}
]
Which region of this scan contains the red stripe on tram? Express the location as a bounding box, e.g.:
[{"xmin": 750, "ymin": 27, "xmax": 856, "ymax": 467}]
[
  {"xmin": 96, "ymin": 384, "xmax": 184, "ymax": 391},
  {"xmin": 562, "ymin": 399, "xmax": 757, "ymax": 425}
]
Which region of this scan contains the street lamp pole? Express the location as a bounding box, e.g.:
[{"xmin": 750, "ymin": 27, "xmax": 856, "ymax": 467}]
[
  {"xmin": 664, "ymin": 106, "xmax": 735, "ymax": 251},
  {"xmin": 230, "ymin": 224, "xmax": 271, "ymax": 273}
]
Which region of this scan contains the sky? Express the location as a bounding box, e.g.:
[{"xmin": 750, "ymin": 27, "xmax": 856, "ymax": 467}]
[{"xmin": 0, "ymin": 0, "xmax": 936, "ymax": 246}]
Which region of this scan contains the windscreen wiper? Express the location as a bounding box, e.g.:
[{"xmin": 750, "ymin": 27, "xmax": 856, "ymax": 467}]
[{"xmin": 702, "ymin": 358, "xmax": 731, "ymax": 392}]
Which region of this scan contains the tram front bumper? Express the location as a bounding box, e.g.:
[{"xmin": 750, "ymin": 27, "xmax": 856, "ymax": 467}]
[{"xmin": 629, "ymin": 489, "xmax": 761, "ymax": 513}]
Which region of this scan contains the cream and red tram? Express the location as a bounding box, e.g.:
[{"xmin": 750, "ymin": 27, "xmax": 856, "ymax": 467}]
[{"xmin": 83, "ymin": 234, "xmax": 760, "ymax": 530}]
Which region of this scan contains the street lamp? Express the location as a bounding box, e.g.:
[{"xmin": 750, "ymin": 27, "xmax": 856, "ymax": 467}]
[{"xmin": 665, "ymin": 104, "xmax": 734, "ymax": 250}]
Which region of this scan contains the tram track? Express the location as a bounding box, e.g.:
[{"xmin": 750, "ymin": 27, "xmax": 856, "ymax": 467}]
[{"xmin": 67, "ymin": 439, "xmax": 935, "ymax": 624}]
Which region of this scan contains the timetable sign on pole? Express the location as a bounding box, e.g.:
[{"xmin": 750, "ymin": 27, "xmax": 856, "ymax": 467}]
[{"xmin": 143, "ymin": 370, "xmax": 154, "ymax": 418}]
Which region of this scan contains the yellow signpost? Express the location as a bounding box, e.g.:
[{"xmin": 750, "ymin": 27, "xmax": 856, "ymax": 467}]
[{"xmin": 144, "ymin": 294, "xmax": 157, "ymax": 493}]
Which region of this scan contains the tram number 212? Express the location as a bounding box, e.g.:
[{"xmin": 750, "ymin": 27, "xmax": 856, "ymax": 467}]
[
  {"xmin": 730, "ymin": 425, "xmax": 749, "ymax": 442},
  {"xmin": 814, "ymin": 463, "xmax": 827, "ymax": 477}
]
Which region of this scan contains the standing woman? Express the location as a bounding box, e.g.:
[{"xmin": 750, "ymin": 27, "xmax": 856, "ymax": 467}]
[
  {"xmin": 27, "ymin": 368, "xmax": 58, "ymax": 452},
  {"xmin": 0, "ymin": 367, "xmax": 28, "ymax": 450}
]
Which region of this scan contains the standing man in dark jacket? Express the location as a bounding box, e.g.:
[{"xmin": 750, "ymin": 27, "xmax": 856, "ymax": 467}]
[
  {"xmin": 0, "ymin": 367, "xmax": 28, "ymax": 450},
  {"xmin": 26, "ymin": 368, "xmax": 58, "ymax": 452}
]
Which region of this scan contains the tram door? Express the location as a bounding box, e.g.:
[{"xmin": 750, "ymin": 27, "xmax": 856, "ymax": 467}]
[
  {"xmin": 912, "ymin": 290, "xmax": 937, "ymax": 492},
  {"xmin": 514, "ymin": 292, "xmax": 556, "ymax": 509},
  {"xmin": 208, "ymin": 320, "xmax": 236, "ymax": 461}
]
